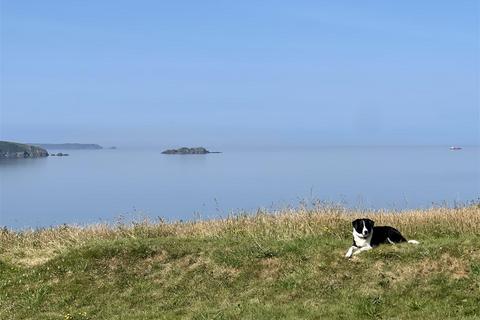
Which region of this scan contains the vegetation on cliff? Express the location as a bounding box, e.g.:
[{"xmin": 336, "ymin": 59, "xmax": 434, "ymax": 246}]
[{"xmin": 0, "ymin": 141, "xmax": 49, "ymax": 159}]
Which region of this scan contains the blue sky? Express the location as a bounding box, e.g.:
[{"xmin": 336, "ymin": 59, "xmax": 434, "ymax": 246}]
[{"xmin": 1, "ymin": 0, "xmax": 479, "ymax": 147}]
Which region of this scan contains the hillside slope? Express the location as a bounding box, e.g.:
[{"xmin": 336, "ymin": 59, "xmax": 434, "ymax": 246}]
[
  {"xmin": 1, "ymin": 206, "xmax": 479, "ymax": 319},
  {"xmin": 32, "ymin": 143, "xmax": 103, "ymax": 150}
]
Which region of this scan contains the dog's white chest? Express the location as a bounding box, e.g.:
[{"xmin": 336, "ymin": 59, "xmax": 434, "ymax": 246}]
[{"xmin": 353, "ymin": 233, "xmax": 371, "ymax": 248}]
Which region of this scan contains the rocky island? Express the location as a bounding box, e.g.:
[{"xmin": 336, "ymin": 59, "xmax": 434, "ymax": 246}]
[
  {"xmin": 161, "ymin": 147, "xmax": 219, "ymax": 155},
  {"xmin": 0, "ymin": 141, "xmax": 49, "ymax": 159}
]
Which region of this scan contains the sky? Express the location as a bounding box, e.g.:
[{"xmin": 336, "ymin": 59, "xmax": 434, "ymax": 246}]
[{"xmin": 1, "ymin": 0, "xmax": 479, "ymax": 148}]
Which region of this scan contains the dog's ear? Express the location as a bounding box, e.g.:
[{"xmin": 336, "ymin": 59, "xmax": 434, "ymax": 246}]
[
  {"xmin": 365, "ymin": 219, "xmax": 375, "ymax": 228},
  {"xmin": 352, "ymin": 219, "xmax": 360, "ymax": 228}
]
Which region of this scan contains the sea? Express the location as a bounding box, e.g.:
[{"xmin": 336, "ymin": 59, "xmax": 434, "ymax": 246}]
[{"xmin": 1, "ymin": 146, "xmax": 479, "ymax": 229}]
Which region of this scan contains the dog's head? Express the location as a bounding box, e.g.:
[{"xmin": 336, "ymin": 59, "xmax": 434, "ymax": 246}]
[{"xmin": 352, "ymin": 218, "xmax": 374, "ymax": 238}]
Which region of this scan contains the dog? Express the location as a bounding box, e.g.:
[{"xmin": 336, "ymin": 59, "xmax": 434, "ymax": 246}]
[{"xmin": 345, "ymin": 218, "xmax": 419, "ymax": 258}]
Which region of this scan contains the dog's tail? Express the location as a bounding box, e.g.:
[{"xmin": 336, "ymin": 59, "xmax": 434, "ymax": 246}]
[{"xmin": 407, "ymin": 240, "xmax": 420, "ymax": 245}]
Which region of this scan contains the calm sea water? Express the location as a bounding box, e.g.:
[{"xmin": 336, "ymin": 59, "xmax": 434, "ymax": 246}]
[{"xmin": 1, "ymin": 146, "xmax": 479, "ymax": 229}]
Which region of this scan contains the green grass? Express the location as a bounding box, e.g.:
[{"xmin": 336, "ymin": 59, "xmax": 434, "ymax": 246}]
[{"xmin": 1, "ymin": 206, "xmax": 480, "ymax": 319}]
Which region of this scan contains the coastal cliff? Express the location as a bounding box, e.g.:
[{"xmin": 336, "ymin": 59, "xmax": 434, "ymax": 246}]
[
  {"xmin": 32, "ymin": 143, "xmax": 103, "ymax": 150},
  {"xmin": 0, "ymin": 141, "xmax": 49, "ymax": 159}
]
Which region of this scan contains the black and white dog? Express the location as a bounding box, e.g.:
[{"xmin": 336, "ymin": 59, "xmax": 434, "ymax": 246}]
[{"xmin": 345, "ymin": 218, "xmax": 419, "ymax": 258}]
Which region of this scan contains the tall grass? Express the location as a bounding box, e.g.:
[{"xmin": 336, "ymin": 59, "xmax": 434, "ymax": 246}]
[{"xmin": 2, "ymin": 203, "xmax": 479, "ymax": 267}]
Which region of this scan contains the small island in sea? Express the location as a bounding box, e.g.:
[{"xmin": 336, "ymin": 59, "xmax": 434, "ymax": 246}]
[
  {"xmin": 32, "ymin": 143, "xmax": 103, "ymax": 150},
  {"xmin": 0, "ymin": 141, "xmax": 49, "ymax": 158},
  {"xmin": 161, "ymin": 147, "xmax": 220, "ymax": 155}
]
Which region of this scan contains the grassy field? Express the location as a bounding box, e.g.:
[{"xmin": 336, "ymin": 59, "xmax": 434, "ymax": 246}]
[{"xmin": 1, "ymin": 205, "xmax": 480, "ymax": 319}]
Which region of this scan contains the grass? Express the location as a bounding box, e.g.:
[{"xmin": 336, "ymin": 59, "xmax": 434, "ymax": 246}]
[{"xmin": 1, "ymin": 204, "xmax": 480, "ymax": 319}]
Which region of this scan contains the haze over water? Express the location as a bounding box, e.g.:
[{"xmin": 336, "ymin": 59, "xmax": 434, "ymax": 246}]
[
  {"xmin": 1, "ymin": 146, "xmax": 478, "ymax": 229},
  {"xmin": 1, "ymin": 2, "xmax": 479, "ymax": 229}
]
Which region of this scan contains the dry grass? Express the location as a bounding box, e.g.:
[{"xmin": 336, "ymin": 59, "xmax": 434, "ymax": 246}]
[{"xmin": 1, "ymin": 204, "xmax": 479, "ymax": 267}]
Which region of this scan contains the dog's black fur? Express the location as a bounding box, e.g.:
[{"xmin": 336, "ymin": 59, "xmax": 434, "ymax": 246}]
[{"xmin": 352, "ymin": 218, "xmax": 407, "ymax": 247}]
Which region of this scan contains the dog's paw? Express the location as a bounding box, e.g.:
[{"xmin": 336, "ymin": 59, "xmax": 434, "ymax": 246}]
[{"xmin": 345, "ymin": 247, "xmax": 354, "ymax": 258}]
